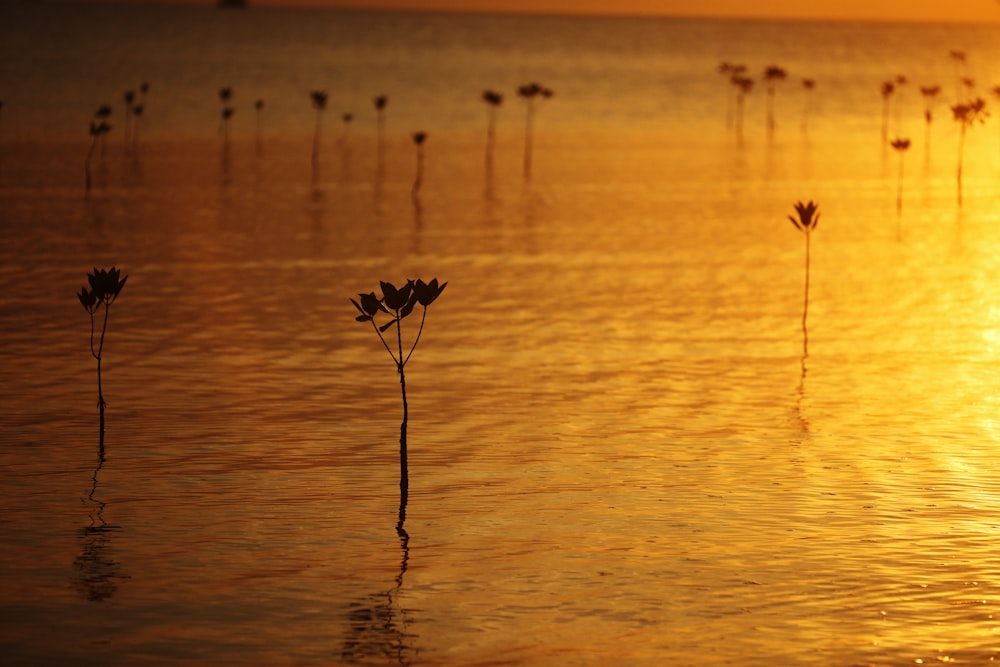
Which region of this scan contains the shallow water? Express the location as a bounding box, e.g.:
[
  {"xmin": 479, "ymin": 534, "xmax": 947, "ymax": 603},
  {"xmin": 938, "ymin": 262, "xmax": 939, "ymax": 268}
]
[{"xmin": 5, "ymin": 6, "xmax": 1000, "ymax": 666}]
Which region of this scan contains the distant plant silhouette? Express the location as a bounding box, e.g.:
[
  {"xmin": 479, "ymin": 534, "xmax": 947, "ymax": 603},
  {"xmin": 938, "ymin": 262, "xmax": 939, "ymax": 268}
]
[
  {"xmin": 310, "ymin": 90, "xmax": 328, "ymax": 168},
  {"xmin": 879, "ymin": 81, "xmax": 895, "ymax": 145},
  {"xmin": 411, "ymin": 132, "xmax": 426, "ymax": 195},
  {"xmin": 254, "ymin": 98, "xmax": 265, "ymax": 154},
  {"xmin": 788, "ymin": 201, "xmax": 820, "ymax": 354},
  {"xmin": 351, "ymin": 278, "xmax": 446, "ymax": 501},
  {"xmin": 949, "ymin": 49, "xmax": 968, "ymax": 100},
  {"xmin": 890, "ymin": 137, "xmax": 910, "ymax": 215},
  {"xmin": 892, "ymin": 74, "xmax": 907, "ymax": 133},
  {"xmin": 482, "ymin": 89, "xmax": 503, "ymax": 164},
  {"xmin": 86, "ymin": 118, "xmax": 111, "ymax": 192},
  {"xmin": 94, "ymin": 104, "xmax": 112, "ymax": 156},
  {"xmin": 122, "ymin": 90, "xmax": 135, "ymax": 149},
  {"xmin": 78, "ymin": 267, "xmax": 128, "ymax": 446},
  {"xmin": 920, "ymin": 85, "xmax": 941, "ymax": 155},
  {"xmin": 800, "ymin": 78, "xmax": 815, "ymax": 133},
  {"xmin": 951, "ymin": 97, "xmax": 987, "ymax": 207},
  {"xmin": 218, "ymin": 87, "xmax": 234, "ymax": 142},
  {"xmin": 340, "ymin": 112, "xmax": 353, "ymax": 145},
  {"xmin": 718, "ymin": 61, "xmax": 746, "ymax": 128},
  {"xmin": 373, "ymin": 94, "xmax": 388, "ymax": 161},
  {"xmin": 517, "ymin": 82, "xmax": 553, "ymax": 179},
  {"xmin": 731, "ymin": 74, "xmax": 754, "ymax": 145},
  {"xmin": 763, "ymin": 65, "xmax": 787, "ymax": 133}
]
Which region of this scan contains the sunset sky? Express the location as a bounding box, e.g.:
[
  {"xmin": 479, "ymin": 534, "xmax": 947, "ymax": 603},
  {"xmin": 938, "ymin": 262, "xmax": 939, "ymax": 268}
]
[{"xmin": 86, "ymin": 0, "xmax": 1000, "ymax": 24}]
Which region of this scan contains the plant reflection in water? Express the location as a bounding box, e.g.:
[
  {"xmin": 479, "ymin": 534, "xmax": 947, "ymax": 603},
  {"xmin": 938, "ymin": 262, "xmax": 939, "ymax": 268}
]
[
  {"xmin": 72, "ymin": 441, "xmax": 129, "ymax": 602},
  {"xmin": 340, "ymin": 492, "xmax": 417, "ymax": 665}
]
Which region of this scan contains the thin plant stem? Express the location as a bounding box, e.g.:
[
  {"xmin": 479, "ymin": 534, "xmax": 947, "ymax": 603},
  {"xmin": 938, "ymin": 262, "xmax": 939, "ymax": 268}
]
[
  {"xmin": 802, "ymin": 231, "xmax": 811, "ymax": 353},
  {"xmin": 395, "ymin": 316, "xmax": 409, "ymax": 499}
]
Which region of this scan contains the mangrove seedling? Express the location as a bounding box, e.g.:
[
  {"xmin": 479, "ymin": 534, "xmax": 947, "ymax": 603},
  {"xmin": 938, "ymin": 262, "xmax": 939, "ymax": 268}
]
[
  {"xmin": 879, "ymin": 80, "xmax": 895, "ymax": 145},
  {"xmin": 411, "ymin": 132, "xmax": 426, "ymax": 195},
  {"xmin": 731, "ymin": 74, "xmax": 753, "ymax": 145},
  {"xmin": 951, "ymin": 97, "xmax": 987, "ymax": 207},
  {"xmin": 788, "ymin": 201, "xmax": 820, "ymax": 353},
  {"xmin": 949, "ymin": 49, "xmax": 968, "ymax": 101},
  {"xmin": 78, "ymin": 267, "xmax": 128, "ymax": 445},
  {"xmin": 310, "ymin": 90, "xmax": 328, "ymax": 167},
  {"xmin": 86, "ymin": 119, "xmax": 111, "ymax": 192},
  {"xmin": 254, "ymin": 98, "xmax": 265, "ymax": 154},
  {"xmin": 920, "ymin": 84, "xmax": 941, "ymax": 155},
  {"xmin": 890, "ymin": 137, "xmax": 910, "ymax": 214},
  {"xmin": 340, "ymin": 112, "xmax": 353, "ymax": 145},
  {"xmin": 518, "ymin": 81, "xmax": 553, "ymax": 180},
  {"xmin": 351, "ymin": 278, "xmax": 447, "ymax": 501},
  {"xmin": 763, "ymin": 65, "xmax": 787, "ymax": 133},
  {"xmin": 482, "ymin": 89, "xmax": 503, "ymax": 163},
  {"xmin": 800, "ymin": 78, "xmax": 815, "ymax": 133},
  {"xmin": 123, "ymin": 90, "xmax": 135, "ymax": 149},
  {"xmin": 373, "ymin": 94, "xmax": 388, "ymax": 162},
  {"xmin": 218, "ymin": 86, "xmax": 234, "ymax": 139},
  {"xmin": 717, "ymin": 61, "xmax": 744, "ymax": 128}
]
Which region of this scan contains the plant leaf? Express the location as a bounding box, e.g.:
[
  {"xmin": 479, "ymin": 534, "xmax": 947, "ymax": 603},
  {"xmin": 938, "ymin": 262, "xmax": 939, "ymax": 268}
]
[{"xmin": 379, "ymin": 319, "xmax": 396, "ymax": 333}]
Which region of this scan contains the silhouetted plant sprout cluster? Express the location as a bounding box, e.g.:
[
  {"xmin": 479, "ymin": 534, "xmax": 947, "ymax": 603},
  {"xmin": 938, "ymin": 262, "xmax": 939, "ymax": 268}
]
[
  {"xmin": 86, "ymin": 114, "xmax": 111, "ymax": 193},
  {"xmin": 351, "ymin": 278, "xmax": 447, "ymax": 501},
  {"xmin": 77, "ymin": 267, "xmax": 128, "ymax": 445},
  {"xmin": 787, "ymin": 201, "xmax": 820, "ymax": 355},
  {"xmin": 718, "ymin": 62, "xmax": 804, "ymax": 144},
  {"xmin": 951, "ymin": 97, "xmax": 988, "ymax": 207},
  {"xmin": 517, "ymin": 82, "xmax": 554, "ymax": 179},
  {"xmin": 870, "ymin": 48, "xmax": 1000, "ymax": 210},
  {"xmin": 218, "ymin": 86, "xmax": 235, "ymax": 142}
]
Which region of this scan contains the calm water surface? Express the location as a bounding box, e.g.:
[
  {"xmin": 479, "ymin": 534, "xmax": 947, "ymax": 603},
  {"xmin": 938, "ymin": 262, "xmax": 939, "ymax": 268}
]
[{"xmin": 4, "ymin": 5, "xmax": 1000, "ymax": 666}]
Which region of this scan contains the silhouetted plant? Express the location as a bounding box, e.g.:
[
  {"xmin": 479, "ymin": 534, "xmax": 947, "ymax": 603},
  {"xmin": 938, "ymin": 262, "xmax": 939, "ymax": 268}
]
[
  {"xmin": 518, "ymin": 82, "xmax": 553, "ymax": 179},
  {"xmin": 218, "ymin": 87, "xmax": 234, "ymax": 140},
  {"xmin": 951, "ymin": 97, "xmax": 987, "ymax": 207},
  {"xmin": 731, "ymin": 74, "xmax": 753, "ymax": 145},
  {"xmin": 800, "ymin": 78, "xmax": 815, "ymax": 133},
  {"xmin": 718, "ymin": 61, "xmax": 746, "ymax": 128},
  {"xmin": 920, "ymin": 84, "xmax": 941, "ymax": 154},
  {"xmin": 373, "ymin": 94, "xmax": 388, "ymax": 159},
  {"xmin": 94, "ymin": 105, "xmax": 112, "ymax": 156},
  {"xmin": 122, "ymin": 90, "xmax": 135, "ymax": 149},
  {"xmin": 351, "ymin": 278, "xmax": 446, "ymax": 501},
  {"xmin": 340, "ymin": 112, "xmax": 353, "ymax": 145},
  {"xmin": 310, "ymin": 90, "xmax": 328, "ymax": 167},
  {"xmin": 893, "ymin": 74, "xmax": 907, "ymax": 132},
  {"xmin": 411, "ymin": 132, "xmax": 426, "ymax": 195},
  {"xmin": 788, "ymin": 201, "xmax": 820, "ymax": 352},
  {"xmin": 890, "ymin": 137, "xmax": 910, "ymax": 214},
  {"xmin": 949, "ymin": 49, "xmax": 967, "ymax": 100},
  {"xmin": 86, "ymin": 119, "xmax": 110, "ymax": 192},
  {"xmin": 130, "ymin": 104, "xmax": 143, "ymax": 154},
  {"xmin": 78, "ymin": 267, "xmax": 128, "ymax": 444},
  {"xmin": 482, "ymin": 89, "xmax": 503, "ymax": 164},
  {"xmin": 254, "ymin": 98, "xmax": 265, "ymax": 154},
  {"xmin": 763, "ymin": 65, "xmax": 787, "ymax": 133},
  {"xmin": 880, "ymin": 81, "xmax": 895, "ymax": 145}
]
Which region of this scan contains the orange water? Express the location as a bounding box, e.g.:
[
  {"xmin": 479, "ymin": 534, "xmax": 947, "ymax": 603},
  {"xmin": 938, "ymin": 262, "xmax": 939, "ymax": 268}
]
[{"xmin": 2, "ymin": 122, "xmax": 1000, "ymax": 665}]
